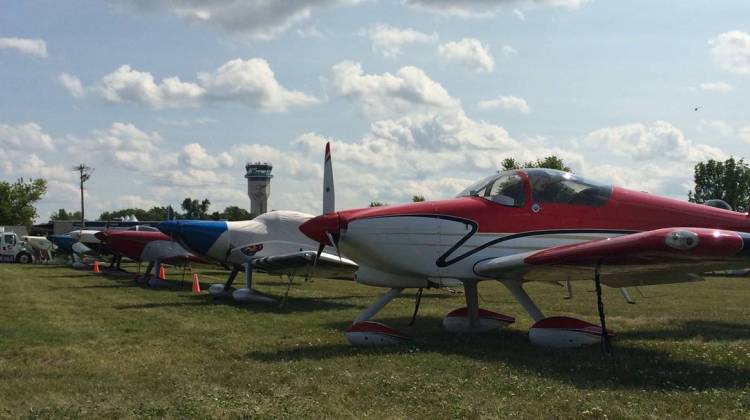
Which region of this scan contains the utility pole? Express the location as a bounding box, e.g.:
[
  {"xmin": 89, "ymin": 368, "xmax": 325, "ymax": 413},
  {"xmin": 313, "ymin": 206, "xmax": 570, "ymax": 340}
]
[{"xmin": 72, "ymin": 164, "xmax": 93, "ymax": 229}]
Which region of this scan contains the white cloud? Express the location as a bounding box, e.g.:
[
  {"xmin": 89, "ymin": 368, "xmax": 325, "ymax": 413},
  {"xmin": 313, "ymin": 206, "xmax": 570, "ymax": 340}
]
[
  {"xmin": 583, "ymin": 121, "xmax": 723, "ymax": 162},
  {"xmin": 197, "ymin": 58, "xmax": 318, "ymax": 110},
  {"xmin": 107, "ymin": 0, "xmax": 353, "ymax": 40},
  {"xmin": 698, "ymin": 81, "xmax": 733, "ymax": 93},
  {"xmin": 501, "ymin": 44, "xmax": 518, "ymax": 56},
  {"xmin": 331, "ymin": 61, "xmax": 459, "ymax": 119},
  {"xmin": 697, "ymin": 119, "xmax": 734, "ymax": 138},
  {"xmin": 0, "ymin": 122, "xmax": 55, "ymax": 152},
  {"xmin": 59, "ymin": 73, "xmax": 85, "ymax": 98},
  {"xmin": 405, "ymin": 0, "xmax": 592, "ymax": 18},
  {"xmin": 740, "ymin": 126, "xmax": 750, "ymax": 144},
  {"xmin": 100, "ymin": 65, "xmax": 205, "ymax": 108},
  {"xmin": 98, "ymin": 58, "xmax": 317, "ymax": 111},
  {"xmin": 367, "ymin": 24, "xmax": 437, "ymax": 57},
  {"xmin": 438, "ymin": 38, "xmax": 495, "ymax": 73},
  {"xmin": 63, "ymin": 122, "xmax": 164, "ymax": 172},
  {"xmin": 709, "ymin": 31, "xmax": 750, "ymax": 75},
  {"xmin": 157, "ymin": 117, "xmax": 218, "ymax": 127},
  {"xmin": 0, "ymin": 37, "xmax": 47, "ymax": 57},
  {"xmin": 478, "ymin": 95, "xmax": 530, "ymax": 113},
  {"xmin": 179, "ymin": 143, "xmax": 234, "ymax": 169}
]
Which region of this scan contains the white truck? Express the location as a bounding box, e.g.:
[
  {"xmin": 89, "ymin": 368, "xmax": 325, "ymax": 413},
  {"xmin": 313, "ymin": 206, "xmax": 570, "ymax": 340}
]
[{"xmin": 0, "ymin": 228, "xmax": 33, "ymax": 263}]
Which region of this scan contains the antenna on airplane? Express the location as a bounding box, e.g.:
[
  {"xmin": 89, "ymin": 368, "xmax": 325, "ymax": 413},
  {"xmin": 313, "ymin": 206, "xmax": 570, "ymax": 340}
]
[{"xmin": 72, "ymin": 163, "xmax": 94, "ymax": 229}]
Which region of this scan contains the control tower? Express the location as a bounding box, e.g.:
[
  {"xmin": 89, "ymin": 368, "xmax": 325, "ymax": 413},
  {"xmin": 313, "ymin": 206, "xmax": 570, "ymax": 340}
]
[{"xmin": 245, "ymin": 162, "xmax": 273, "ymax": 216}]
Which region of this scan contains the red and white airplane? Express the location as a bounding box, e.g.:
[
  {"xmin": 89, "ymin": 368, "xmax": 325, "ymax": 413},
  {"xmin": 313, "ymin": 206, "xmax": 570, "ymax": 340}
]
[
  {"xmin": 94, "ymin": 230, "xmax": 200, "ymax": 286},
  {"xmin": 300, "ymin": 143, "xmax": 750, "ymax": 348}
]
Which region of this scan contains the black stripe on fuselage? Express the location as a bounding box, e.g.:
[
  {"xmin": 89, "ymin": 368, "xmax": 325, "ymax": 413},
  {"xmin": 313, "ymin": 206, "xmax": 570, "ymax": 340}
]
[{"xmin": 360, "ymin": 214, "xmax": 637, "ymax": 267}]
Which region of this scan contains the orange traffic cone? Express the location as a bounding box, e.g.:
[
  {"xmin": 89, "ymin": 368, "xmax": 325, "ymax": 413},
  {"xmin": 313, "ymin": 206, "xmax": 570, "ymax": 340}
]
[
  {"xmin": 92, "ymin": 260, "xmax": 100, "ymax": 273},
  {"xmin": 159, "ymin": 265, "xmax": 166, "ymax": 280},
  {"xmin": 192, "ymin": 273, "xmax": 201, "ymax": 295}
]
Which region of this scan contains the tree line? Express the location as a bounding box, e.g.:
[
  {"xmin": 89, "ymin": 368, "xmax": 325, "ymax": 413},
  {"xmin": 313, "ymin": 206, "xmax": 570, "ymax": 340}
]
[{"xmin": 51, "ymin": 197, "xmax": 254, "ymax": 222}]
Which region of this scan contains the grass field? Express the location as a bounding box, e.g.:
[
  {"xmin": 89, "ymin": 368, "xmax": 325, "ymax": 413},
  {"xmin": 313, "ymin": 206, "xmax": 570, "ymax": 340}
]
[{"xmin": 0, "ymin": 262, "xmax": 749, "ymax": 419}]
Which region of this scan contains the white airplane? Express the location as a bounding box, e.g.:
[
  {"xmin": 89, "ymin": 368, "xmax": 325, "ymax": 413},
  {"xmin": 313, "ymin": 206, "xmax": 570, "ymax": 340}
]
[
  {"xmin": 22, "ymin": 236, "xmax": 56, "ymax": 261},
  {"xmin": 299, "ymin": 143, "xmax": 750, "ymax": 348},
  {"xmin": 157, "ymin": 210, "xmax": 357, "ymax": 303}
]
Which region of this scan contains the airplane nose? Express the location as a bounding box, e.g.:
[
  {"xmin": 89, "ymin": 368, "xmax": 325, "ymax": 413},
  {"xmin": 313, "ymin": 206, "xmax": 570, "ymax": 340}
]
[
  {"xmin": 48, "ymin": 234, "xmax": 75, "ymax": 252},
  {"xmin": 94, "ymin": 231, "xmax": 108, "ymax": 243},
  {"xmin": 158, "ymin": 220, "xmax": 227, "ymax": 255},
  {"xmin": 156, "ymin": 220, "xmax": 181, "ymax": 235},
  {"xmin": 299, "ymin": 213, "xmax": 341, "ymax": 246}
]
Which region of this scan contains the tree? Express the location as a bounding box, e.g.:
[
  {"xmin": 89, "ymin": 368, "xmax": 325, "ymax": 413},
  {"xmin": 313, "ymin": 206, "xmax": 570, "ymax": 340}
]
[
  {"xmin": 50, "ymin": 209, "xmax": 82, "ymax": 221},
  {"xmin": 501, "ymin": 155, "xmax": 572, "ymax": 172},
  {"xmin": 369, "ymin": 201, "xmax": 387, "ymax": 207},
  {"xmin": 219, "ymin": 206, "xmax": 253, "ymax": 221},
  {"xmin": 412, "ymin": 195, "xmax": 426, "ymax": 202},
  {"xmin": 181, "ymin": 198, "xmax": 211, "ymax": 219},
  {"xmin": 0, "ymin": 178, "xmax": 47, "ymax": 226},
  {"xmin": 500, "ymin": 158, "xmax": 522, "ymax": 171},
  {"xmin": 688, "ymin": 157, "xmax": 750, "ymax": 211}
]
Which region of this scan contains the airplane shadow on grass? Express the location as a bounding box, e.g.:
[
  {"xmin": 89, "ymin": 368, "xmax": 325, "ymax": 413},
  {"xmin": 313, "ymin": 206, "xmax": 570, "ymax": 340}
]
[
  {"xmin": 245, "ymin": 315, "xmax": 750, "ymax": 391},
  {"xmin": 617, "ymin": 320, "xmax": 750, "ymax": 342},
  {"xmin": 111, "ymin": 293, "xmax": 364, "ymax": 314}
]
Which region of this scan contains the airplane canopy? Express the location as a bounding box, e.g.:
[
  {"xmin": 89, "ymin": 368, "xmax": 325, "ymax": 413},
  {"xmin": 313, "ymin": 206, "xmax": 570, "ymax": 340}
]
[{"xmin": 458, "ymin": 169, "xmax": 612, "ymax": 208}]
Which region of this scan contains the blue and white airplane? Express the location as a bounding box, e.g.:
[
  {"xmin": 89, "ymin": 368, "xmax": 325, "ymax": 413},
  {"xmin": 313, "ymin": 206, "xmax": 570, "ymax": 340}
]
[
  {"xmin": 157, "ymin": 210, "xmax": 357, "ymax": 303},
  {"xmin": 47, "ymin": 233, "xmax": 91, "ymax": 267}
]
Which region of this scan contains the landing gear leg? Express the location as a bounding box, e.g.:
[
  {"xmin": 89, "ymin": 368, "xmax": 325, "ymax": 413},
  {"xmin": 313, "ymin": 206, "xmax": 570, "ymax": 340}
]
[
  {"xmin": 619, "ymin": 287, "xmax": 635, "ymax": 304},
  {"xmin": 208, "ymin": 266, "xmax": 239, "ymax": 298},
  {"xmin": 443, "ymin": 281, "xmax": 515, "ymax": 334},
  {"xmin": 232, "ymin": 262, "xmax": 275, "ymax": 303},
  {"xmin": 465, "ymin": 280, "xmax": 479, "ymax": 330},
  {"xmin": 501, "ymin": 280, "xmax": 544, "ymax": 322},
  {"xmin": 138, "ymin": 261, "xmax": 154, "ymax": 284},
  {"xmin": 346, "ymin": 288, "xmax": 410, "ymax": 346}
]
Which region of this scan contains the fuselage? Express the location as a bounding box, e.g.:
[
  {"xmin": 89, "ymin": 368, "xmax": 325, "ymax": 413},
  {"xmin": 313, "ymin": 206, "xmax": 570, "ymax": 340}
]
[
  {"xmin": 96, "ymin": 230, "xmax": 193, "ymax": 263},
  {"xmin": 301, "ymin": 169, "xmax": 750, "ymax": 287},
  {"xmin": 157, "ymin": 210, "xmax": 339, "ymax": 268}
]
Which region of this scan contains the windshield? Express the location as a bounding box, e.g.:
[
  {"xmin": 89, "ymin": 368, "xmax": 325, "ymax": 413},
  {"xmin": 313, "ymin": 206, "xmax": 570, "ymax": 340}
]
[
  {"xmin": 526, "ymin": 168, "xmax": 612, "ymax": 207},
  {"xmin": 457, "ymin": 171, "xmax": 525, "ymax": 207}
]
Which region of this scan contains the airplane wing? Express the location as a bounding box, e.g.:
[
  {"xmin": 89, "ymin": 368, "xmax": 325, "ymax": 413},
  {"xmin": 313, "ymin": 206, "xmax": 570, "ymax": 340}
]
[
  {"xmin": 474, "ymin": 227, "xmax": 750, "ymax": 288},
  {"xmin": 250, "ymin": 251, "xmax": 358, "ymax": 280}
]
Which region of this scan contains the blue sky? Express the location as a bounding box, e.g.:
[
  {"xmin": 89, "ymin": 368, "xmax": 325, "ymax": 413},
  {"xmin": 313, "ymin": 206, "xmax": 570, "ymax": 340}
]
[{"xmin": 1, "ymin": 0, "xmax": 749, "ymax": 220}]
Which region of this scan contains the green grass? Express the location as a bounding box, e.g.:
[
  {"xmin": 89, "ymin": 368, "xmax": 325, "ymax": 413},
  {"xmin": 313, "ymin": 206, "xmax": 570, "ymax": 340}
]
[{"xmin": 0, "ymin": 262, "xmax": 749, "ymax": 419}]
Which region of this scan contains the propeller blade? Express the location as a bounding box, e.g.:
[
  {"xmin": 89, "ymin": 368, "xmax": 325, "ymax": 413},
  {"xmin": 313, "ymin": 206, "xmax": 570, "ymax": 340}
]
[
  {"xmin": 325, "ymin": 231, "xmax": 341, "ymax": 262},
  {"xmin": 313, "ymin": 242, "xmax": 325, "ymax": 269},
  {"xmin": 323, "ymin": 142, "xmax": 335, "ymax": 214}
]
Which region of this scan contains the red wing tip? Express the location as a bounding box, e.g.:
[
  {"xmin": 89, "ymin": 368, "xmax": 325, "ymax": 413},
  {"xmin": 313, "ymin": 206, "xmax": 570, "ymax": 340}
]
[
  {"xmin": 531, "ymin": 316, "xmax": 614, "ymax": 336},
  {"xmin": 345, "ymin": 321, "xmax": 411, "ymax": 340}
]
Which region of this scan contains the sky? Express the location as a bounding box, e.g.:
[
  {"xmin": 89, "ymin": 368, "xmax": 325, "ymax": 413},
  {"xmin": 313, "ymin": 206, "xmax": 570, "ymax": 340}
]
[{"xmin": 1, "ymin": 0, "xmax": 750, "ymax": 221}]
